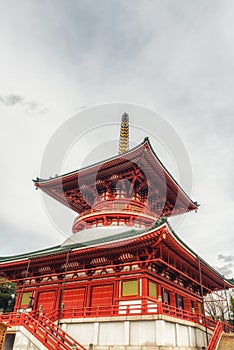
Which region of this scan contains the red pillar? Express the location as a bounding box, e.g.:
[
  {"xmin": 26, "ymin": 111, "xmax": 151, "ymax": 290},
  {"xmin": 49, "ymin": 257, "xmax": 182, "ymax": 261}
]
[
  {"xmin": 157, "ymin": 284, "xmax": 163, "ymax": 314},
  {"xmin": 14, "ymin": 287, "xmax": 22, "ymax": 311},
  {"xmin": 114, "ymin": 279, "xmax": 120, "ymax": 315},
  {"xmin": 170, "ymin": 292, "xmax": 177, "ymax": 308},
  {"xmin": 55, "ymin": 283, "xmax": 62, "ymax": 319},
  {"xmin": 141, "ymin": 276, "xmax": 148, "ymax": 314},
  {"xmin": 85, "ymin": 282, "xmax": 92, "ymax": 316}
]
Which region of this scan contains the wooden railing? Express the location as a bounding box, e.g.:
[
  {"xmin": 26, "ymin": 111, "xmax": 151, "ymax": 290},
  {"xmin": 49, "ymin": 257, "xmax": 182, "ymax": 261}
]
[
  {"xmin": 1, "ymin": 301, "xmax": 233, "ymax": 350},
  {"xmin": 207, "ymin": 322, "xmax": 224, "ymax": 350},
  {"xmin": 207, "ymin": 321, "xmax": 234, "ymax": 350},
  {"xmin": 45, "ymin": 300, "xmax": 208, "ymax": 328},
  {"xmin": 0, "ymin": 312, "xmax": 86, "ymax": 350}
]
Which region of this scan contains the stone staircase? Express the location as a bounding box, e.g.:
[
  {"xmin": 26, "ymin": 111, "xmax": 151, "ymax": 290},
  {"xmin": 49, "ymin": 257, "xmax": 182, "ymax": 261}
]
[{"xmin": 217, "ymin": 333, "xmax": 234, "ymax": 350}]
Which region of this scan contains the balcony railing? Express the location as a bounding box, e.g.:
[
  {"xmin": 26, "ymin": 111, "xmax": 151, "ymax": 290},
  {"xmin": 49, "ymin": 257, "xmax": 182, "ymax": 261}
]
[
  {"xmin": 1, "ymin": 300, "xmax": 233, "ymax": 350},
  {"xmin": 39, "ymin": 299, "xmax": 228, "ymax": 331}
]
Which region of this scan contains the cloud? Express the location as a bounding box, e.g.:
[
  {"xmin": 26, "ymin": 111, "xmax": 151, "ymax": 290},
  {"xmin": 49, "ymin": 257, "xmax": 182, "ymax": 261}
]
[
  {"xmin": 216, "ymin": 254, "xmax": 234, "ymax": 278},
  {"xmin": 24, "ymin": 100, "xmax": 48, "ymax": 116},
  {"xmin": 0, "ymin": 94, "xmax": 24, "ymax": 106},
  {"xmin": 0, "ymin": 219, "xmax": 52, "ymax": 256},
  {"xmin": 216, "ymin": 263, "xmax": 234, "ymax": 279},
  {"xmin": 0, "ymin": 93, "xmax": 48, "ymax": 116},
  {"xmin": 218, "ymin": 254, "xmax": 234, "ymax": 263},
  {"xmin": 0, "ymin": 0, "xmax": 233, "ymax": 266}
]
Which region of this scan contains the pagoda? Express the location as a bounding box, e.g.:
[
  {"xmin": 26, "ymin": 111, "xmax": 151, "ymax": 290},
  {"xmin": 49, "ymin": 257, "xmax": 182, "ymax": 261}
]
[{"xmin": 0, "ymin": 114, "xmax": 233, "ymax": 350}]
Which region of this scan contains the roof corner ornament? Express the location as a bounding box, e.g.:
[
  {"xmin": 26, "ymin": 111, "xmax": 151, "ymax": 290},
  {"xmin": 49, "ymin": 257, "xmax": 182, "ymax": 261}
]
[{"xmin": 118, "ymin": 113, "xmax": 129, "ymax": 154}]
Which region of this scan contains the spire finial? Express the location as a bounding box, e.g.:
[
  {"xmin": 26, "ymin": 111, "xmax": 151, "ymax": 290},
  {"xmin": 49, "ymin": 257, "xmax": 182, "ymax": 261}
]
[{"xmin": 118, "ymin": 113, "xmax": 129, "ymax": 154}]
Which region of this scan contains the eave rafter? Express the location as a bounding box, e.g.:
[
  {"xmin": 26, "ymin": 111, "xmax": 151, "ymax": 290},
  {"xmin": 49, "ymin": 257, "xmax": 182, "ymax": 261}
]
[
  {"xmin": 160, "ymin": 230, "xmax": 229, "ymax": 292},
  {"xmin": 33, "ymin": 139, "xmax": 198, "ymax": 217},
  {"xmin": 0, "ymin": 227, "xmax": 166, "ymax": 280},
  {"xmin": 1, "ymin": 220, "xmax": 231, "ymax": 293}
]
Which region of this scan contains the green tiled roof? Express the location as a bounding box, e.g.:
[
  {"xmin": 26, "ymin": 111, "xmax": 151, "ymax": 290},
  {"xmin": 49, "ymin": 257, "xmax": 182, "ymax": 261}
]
[
  {"xmin": 0, "ymin": 218, "xmax": 233, "ymax": 288},
  {"xmin": 0, "ymin": 218, "xmax": 169, "ymax": 263},
  {"xmin": 0, "ymin": 225, "xmax": 157, "ymax": 263},
  {"xmin": 227, "ymin": 278, "xmax": 234, "ymax": 285}
]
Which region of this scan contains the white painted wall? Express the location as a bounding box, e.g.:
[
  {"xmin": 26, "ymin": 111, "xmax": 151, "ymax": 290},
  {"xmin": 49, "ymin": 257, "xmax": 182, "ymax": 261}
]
[
  {"xmin": 8, "ymin": 316, "xmax": 211, "ymax": 350},
  {"xmin": 10, "ymin": 326, "xmax": 48, "ymax": 350},
  {"xmin": 62, "ymin": 315, "xmax": 211, "ymax": 349},
  {"xmin": 130, "ymin": 320, "xmax": 156, "ymax": 346}
]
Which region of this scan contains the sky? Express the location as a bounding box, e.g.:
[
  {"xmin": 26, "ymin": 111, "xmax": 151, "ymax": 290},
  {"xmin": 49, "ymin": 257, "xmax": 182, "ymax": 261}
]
[{"xmin": 0, "ymin": 0, "xmax": 233, "ymax": 279}]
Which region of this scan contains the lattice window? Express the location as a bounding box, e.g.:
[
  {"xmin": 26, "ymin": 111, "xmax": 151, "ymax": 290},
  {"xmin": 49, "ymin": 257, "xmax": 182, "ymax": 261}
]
[
  {"xmin": 122, "ymin": 280, "xmax": 138, "ymax": 297},
  {"xmin": 197, "ymin": 302, "xmax": 202, "ymax": 314},
  {"xmin": 148, "ymin": 281, "xmax": 157, "ymax": 298},
  {"xmin": 177, "ymin": 295, "xmax": 184, "ymax": 310},
  {"xmin": 163, "ymin": 290, "xmax": 170, "ymax": 304},
  {"xmin": 20, "ymin": 291, "xmax": 33, "ymax": 307}
]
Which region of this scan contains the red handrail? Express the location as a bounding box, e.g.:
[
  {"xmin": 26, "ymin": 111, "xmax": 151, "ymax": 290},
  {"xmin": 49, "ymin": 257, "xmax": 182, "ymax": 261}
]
[
  {"xmin": 1, "ymin": 302, "xmax": 233, "ymax": 350},
  {"xmin": 44, "ymin": 300, "xmax": 210, "ymax": 328},
  {"xmin": 0, "ymin": 312, "xmax": 86, "ymax": 350},
  {"xmin": 206, "ymin": 322, "xmax": 223, "ymax": 350},
  {"xmin": 206, "ymin": 321, "xmax": 234, "ymax": 350},
  {"xmin": 38, "ymin": 314, "xmax": 87, "ymax": 350}
]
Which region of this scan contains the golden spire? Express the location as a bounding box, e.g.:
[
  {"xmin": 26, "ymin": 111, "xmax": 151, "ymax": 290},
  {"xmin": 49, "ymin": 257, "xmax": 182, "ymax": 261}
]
[{"xmin": 118, "ymin": 113, "xmax": 129, "ymax": 154}]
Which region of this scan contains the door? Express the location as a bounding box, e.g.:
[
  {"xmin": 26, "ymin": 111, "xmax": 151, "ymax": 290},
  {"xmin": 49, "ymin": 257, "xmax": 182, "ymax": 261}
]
[
  {"xmin": 36, "ymin": 291, "xmax": 56, "ymax": 315},
  {"xmin": 90, "ymin": 284, "xmax": 113, "ymax": 315},
  {"xmin": 62, "ymin": 287, "xmax": 85, "ymax": 317}
]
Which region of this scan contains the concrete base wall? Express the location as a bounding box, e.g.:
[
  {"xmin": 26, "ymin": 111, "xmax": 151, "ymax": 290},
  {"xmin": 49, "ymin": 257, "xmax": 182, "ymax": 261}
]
[
  {"xmin": 61, "ymin": 315, "xmax": 211, "ymax": 350},
  {"xmin": 7, "ymin": 316, "xmax": 212, "ymax": 350}
]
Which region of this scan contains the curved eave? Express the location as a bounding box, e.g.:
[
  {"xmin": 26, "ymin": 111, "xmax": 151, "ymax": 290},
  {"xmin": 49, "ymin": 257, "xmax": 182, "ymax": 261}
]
[
  {"xmin": 0, "ymin": 226, "xmax": 162, "ymax": 275},
  {"xmin": 0, "ymin": 225, "xmax": 160, "ymax": 265},
  {"xmin": 227, "ymin": 278, "xmax": 234, "ymax": 286},
  {"xmin": 33, "ymin": 140, "xmax": 147, "ymax": 186},
  {"xmin": 0, "ymin": 220, "xmax": 231, "ymax": 290},
  {"xmin": 163, "ymin": 221, "xmax": 233, "ymax": 290},
  {"xmin": 144, "ymin": 138, "xmax": 198, "ymax": 211},
  {"xmin": 0, "ymin": 245, "xmax": 63, "ymax": 265},
  {"xmin": 33, "ymin": 138, "xmax": 198, "ymax": 215}
]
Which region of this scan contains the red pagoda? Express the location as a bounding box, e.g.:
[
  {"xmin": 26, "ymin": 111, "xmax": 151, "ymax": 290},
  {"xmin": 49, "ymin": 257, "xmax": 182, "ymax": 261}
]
[{"xmin": 0, "ymin": 114, "xmax": 233, "ymax": 350}]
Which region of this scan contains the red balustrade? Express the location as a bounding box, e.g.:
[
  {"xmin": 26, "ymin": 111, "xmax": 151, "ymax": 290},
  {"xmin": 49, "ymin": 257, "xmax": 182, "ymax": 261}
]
[
  {"xmin": 206, "ymin": 322, "xmax": 223, "ymax": 350},
  {"xmin": 43, "ymin": 299, "xmax": 218, "ymax": 330},
  {"xmin": 0, "ymin": 312, "xmax": 86, "ymax": 350},
  {"xmin": 1, "ymin": 300, "xmax": 233, "ymax": 350},
  {"xmin": 207, "ymin": 321, "xmax": 234, "ymax": 350}
]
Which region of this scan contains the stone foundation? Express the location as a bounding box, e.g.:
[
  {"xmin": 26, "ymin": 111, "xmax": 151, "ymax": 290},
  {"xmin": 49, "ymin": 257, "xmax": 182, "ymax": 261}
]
[{"xmin": 61, "ymin": 315, "xmax": 211, "ymax": 349}]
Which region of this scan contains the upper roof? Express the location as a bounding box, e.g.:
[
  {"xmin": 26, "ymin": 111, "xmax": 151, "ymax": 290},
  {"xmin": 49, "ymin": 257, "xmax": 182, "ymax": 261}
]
[{"xmin": 33, "ymin": 138, "xmax": 198, "ymax": 218}]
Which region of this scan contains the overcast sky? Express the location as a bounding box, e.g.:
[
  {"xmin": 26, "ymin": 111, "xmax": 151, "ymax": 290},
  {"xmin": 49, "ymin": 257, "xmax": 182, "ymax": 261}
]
[{"xmin": 0, "ymin": 1, "xmax": 233, "ymax": 279}]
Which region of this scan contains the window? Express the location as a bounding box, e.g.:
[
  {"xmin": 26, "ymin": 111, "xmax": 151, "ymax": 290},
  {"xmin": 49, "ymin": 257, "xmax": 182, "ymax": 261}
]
[
  {"xmin": 197, "ymin": 302, "xmax": 202, "ymax": 314},
  {"xmin": 122, "ymin": 280, "xmax": 138, "ymax": 296},
  {"xmin": 148, "ymin": 281, "xmax": 157, "ymax": 298},
  {"xmin": 114, "ymin": 203, "xmax": 125, "ymax": 211},
  {"xmin": 131, "ymin": 205, "xmax": 141, "ymax": 212},
  {"xmin": 177, "ymin": 295, "xmax": 184, "ymax": 310},
  {"xmin": 163, "ymin": 290, "xmax": 170, "ymax": 304},
  {"xmin": 190, "ymin": 300, "xmax": 195, "ymax": 312},
  {"xmin": 20, "ymin": 291, "xmax": 33, "ymax": 307}
]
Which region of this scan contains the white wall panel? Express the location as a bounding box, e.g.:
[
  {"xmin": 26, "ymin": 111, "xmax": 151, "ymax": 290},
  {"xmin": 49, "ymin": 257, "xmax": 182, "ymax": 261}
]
[{"xmin": 130, "ymin": 320, "xmax": 156, "ymax": 346}]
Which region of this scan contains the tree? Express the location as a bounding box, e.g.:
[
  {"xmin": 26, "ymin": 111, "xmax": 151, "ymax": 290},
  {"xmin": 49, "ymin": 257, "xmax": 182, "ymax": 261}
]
[
  {"xmin": 0, "ymin": 279, "xmax": 16, "ymax": 312},
  {"xmin": 204, "ymin": 291, "xmax": 229, "ymax": 321},
  {"xmin": 204, "ymin": 289, "xmax": 234, "ymax": 324}
]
